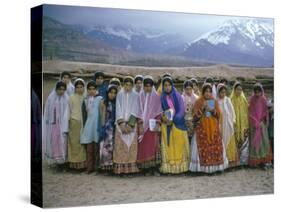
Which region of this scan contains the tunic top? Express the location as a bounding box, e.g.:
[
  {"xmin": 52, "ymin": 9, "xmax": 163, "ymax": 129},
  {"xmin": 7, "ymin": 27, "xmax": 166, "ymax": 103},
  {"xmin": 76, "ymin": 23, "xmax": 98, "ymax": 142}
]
[{"xmin": 80, "ymin": 95, "xmax": 103, "ymax": 144}]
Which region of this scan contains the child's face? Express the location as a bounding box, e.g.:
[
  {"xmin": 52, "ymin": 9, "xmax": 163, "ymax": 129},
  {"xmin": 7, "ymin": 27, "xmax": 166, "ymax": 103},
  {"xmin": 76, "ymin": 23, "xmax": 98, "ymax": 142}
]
[
  {"xmin": 184, "ymin": 86, "xmax": 193, "ymax": 96},
  {"xmin": 124, "ymin": 82, "xmax": 133, "ymax": 92},
  {"xmin": 219, "ymin": 88, "xmax": 226, "ymax": 99},
  {"xmin": 108, "ymin": 89, "xmax": 117, "ymax": 100},
  {"xmin": 87, "ymin": 86, "xmax": 97, "ymax": 96},
  {"xmin": 203, "ymin": 88, "xmax": 212, "ymax": 99},
  {"xmin": 163, "ymin": 81, "xmax": 172, "ymax": 93},
  {"xmin": 62, "ymin": 75, "xmax": 70, "ymax": 84},
  {"xmin": 254, "ymin": 90, "xmax": 262, "ymax": 97},
  {"xmin": 135, "ymin": 80, "xmax": 142, "ymax": 91},
  {"xmin": 96, "ymin": 76, "xmax": 104, "ymax": 86},
  {"xmin": 75, "ymin": 84, "xmax": 84, "ymax": 95},
  {"xmin": 235, "ymin": 86, "xmax": 242, "ymax": 96},
  {"xmin": 56, "ymin": 86, "xmax": 66, "ymax": 96},
  {"xmin": 144, "ymin": 84, "xmax": 152, "ymax": 93}
]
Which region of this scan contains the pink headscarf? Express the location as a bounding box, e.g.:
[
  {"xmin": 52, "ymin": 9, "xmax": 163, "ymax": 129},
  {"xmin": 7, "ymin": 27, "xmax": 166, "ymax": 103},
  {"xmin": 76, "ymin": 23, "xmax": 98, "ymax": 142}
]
[
  {"xmin": 249, "ymin": 83, "xmax": 268, "ymax": 151},
  {"xmin": 137, "ymin": 76, "xmax": 162, "ymax": 141}
]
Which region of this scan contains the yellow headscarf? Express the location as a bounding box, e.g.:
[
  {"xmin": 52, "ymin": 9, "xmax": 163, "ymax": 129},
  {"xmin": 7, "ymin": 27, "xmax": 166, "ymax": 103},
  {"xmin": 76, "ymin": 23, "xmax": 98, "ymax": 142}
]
[{"xmin": 230, "ymin": 82, "xmax": 249, "ymax": 146}]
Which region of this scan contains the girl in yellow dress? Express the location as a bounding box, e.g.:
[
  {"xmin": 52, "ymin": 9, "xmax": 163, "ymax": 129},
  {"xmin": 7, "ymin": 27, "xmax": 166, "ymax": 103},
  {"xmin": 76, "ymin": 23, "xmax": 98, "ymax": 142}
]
[
  {"xmin": 67, "ymin": 78, "xmax": 87, "ymax": 170},
  {"xmin": 230, "ymin": 82, "xmax": 249, "ymax": 165},
  {"xmin": 160, "ymin": 76, "xmax": 189, "ymax": 174}
]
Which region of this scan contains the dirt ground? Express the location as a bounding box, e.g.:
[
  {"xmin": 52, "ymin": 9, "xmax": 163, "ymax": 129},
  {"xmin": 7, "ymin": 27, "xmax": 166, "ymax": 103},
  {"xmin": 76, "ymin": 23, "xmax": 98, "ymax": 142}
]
[{"xmin": 42, "ymin": 165, "xmax": 273, "ymax": 208}]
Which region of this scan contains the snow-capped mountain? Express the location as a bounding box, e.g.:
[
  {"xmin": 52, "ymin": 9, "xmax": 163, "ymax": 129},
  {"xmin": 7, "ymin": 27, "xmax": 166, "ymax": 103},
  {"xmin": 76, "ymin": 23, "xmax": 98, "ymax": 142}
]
[
  {"xmin": 80, "ymin": 24, "xmax": 186, "ymax": 54},
  {"xmin": 44, "ymin": 16, "xmax": 274, "ymax": 67},
  {"xmin": 182, "ymin": 18, "xmax": 274, "ymax": 67}
]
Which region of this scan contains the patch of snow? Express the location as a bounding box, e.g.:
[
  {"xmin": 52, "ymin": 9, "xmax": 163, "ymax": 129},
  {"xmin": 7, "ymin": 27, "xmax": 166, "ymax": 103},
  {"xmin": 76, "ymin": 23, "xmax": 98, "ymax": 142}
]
[
  {"xmin": 188, "ymin": 18, "xmax": 273, "ymax": 48},
  {"xmin": 145, "ymin": 33, "xmax": 166, "ymax": 39}
]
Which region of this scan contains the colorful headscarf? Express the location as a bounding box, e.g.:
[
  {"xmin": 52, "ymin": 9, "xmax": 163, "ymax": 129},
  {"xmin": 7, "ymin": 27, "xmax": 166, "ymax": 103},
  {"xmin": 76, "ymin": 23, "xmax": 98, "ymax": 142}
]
[
  {"xmin": 161, "ymin": 77, "xmax": 186, "ymax": 145},
  {"xmin": 138, "ymin": 76, "xmax": 162, "ymax": 141},
  {"xmin": 249, "ymin": 83, "xmax": 268, "ymax": 151},
  {"xmin": 230, "ymin": 82, "xmax": 249, "ymax": 145}
]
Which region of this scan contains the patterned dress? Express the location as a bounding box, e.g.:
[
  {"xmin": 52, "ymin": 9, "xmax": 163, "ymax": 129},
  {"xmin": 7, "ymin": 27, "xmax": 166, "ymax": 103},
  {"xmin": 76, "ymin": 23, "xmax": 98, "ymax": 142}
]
[
  {"xmin": 189, "ymin": 96, "xmax": 228, "ymax": 173},
  {"xmin": 99, "ymin": 101, "xmax": 116, "ymax": 170}
]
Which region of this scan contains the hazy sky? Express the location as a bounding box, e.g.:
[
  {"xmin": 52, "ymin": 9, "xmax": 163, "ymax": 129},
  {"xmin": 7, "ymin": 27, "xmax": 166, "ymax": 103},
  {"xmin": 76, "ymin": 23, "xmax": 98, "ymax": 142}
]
[{"xmin": 43, "ymin": 4, "xmax": 273, "ymax": 42}]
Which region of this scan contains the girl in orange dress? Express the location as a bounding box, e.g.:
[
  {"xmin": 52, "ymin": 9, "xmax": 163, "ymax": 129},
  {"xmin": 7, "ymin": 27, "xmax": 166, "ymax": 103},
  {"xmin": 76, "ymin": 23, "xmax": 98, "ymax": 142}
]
[{"xmin": 189, "ymin": 83, "xmax": 228, "ymax": 173}]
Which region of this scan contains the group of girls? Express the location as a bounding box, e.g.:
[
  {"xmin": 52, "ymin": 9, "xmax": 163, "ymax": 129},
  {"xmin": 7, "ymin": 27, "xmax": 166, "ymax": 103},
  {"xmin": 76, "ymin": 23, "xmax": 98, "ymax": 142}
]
[{"xmin": 43, "ymin": 71, "xmax": 273, "ymax": 176}]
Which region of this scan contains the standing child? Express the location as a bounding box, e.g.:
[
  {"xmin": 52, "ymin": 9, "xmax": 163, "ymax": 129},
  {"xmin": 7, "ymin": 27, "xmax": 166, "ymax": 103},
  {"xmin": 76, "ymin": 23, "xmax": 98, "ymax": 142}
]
[
  {"xmin": 67, "ymin": 78, "xmax": 87, "ymax": 170},
  {"xmin": 230, "ymin": 82, "xmax": 249, "ymax": 165},
  {"xmin": 137, "ymin": 76, "xmax": 162, "ymax": 175},
  {"xmin": 189, "ymin": 83, "xmax": 228, "ymax": 173},
  {"xmin": 248, "ymin": 83, "xmax": 272, "ymax": 168},
  {"xmin": 160, "ymin": 76, "xmax": 190, "ymax": 174},
  {"xmin": 113, "ymin": 76, "xmax": 140, "ymax": 175},
  {"xmin": 60, "ymin": 71, "xmax": 74, "ymax": 96},
  {"xmin": 182, "ymin": 80, "xmax": 198, "ymax": 141},
  {"xmin": 43, "ymin": 81, "xmax": 69, "ymax": 165},
  {"xmin": 99, "ymin": 85, "xmax": 118, "ymax": 172},
  {"xmin": 217, "ymin": 83, "xmax": 239, "ymax": 168},
  {"xmin": 80, "ymin": 81, "xmax": 103, "ymax": 174}
]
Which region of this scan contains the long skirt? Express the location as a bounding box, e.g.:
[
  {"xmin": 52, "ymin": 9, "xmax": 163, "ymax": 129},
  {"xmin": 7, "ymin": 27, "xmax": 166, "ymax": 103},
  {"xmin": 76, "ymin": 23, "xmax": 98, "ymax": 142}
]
[
  {"xmin": 226, "ymin": 135, "xmax": 239, "ymax": 167},
  {"xmin": 45, "ymin": 123, "xmax": 67, "ymax": 164},
  {"xmin": 160, "ymin": 124, "xmax": 189, "ymax": 174},
  {"xmin": 68, "ymin": 119, "xmax": 86, "ymax": 169},
  {"xmin": 249, "ymin": 123, "xmax": 272, "ymax": 166},
  {"xmin": 137, "ymin": 130, "xmax": 161, "ymax": 169},
  {"xmin": 189, "ymin": 134, "xmax": 228, "ymax": 173},
  {"xmin": 100, "ymin": 136, "xmax": 114, "ymax": 171},
  {"xmin": 113, "ymin": 129, "xmax": 139, "ymax": 174}
]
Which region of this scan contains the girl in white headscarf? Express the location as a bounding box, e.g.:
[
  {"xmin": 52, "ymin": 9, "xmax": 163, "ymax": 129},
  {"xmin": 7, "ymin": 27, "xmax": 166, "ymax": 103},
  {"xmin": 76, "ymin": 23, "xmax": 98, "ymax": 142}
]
[
  {"xmin": 66, "ymin": 78, "xmax": 87, "ymax": 170},
  {"xmin": 217, "ymin": 83, "xmax": 239, "ymax": 167},
  {"xmin": 43, "ymin": 81, "xmax": 69, "ymax": 165},
  {"xmin": 113, "ymin": 76, "xmax": 140, "ymax": 175}
]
